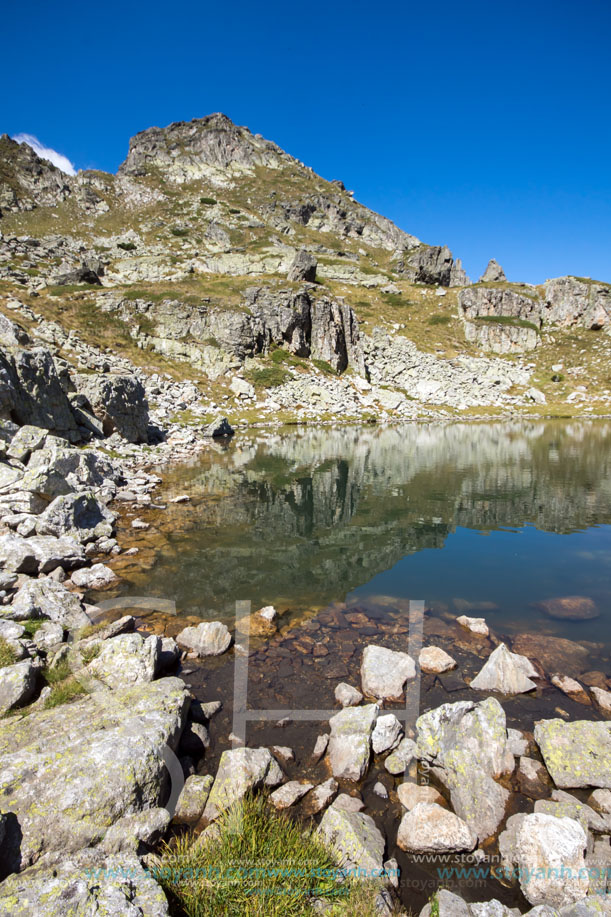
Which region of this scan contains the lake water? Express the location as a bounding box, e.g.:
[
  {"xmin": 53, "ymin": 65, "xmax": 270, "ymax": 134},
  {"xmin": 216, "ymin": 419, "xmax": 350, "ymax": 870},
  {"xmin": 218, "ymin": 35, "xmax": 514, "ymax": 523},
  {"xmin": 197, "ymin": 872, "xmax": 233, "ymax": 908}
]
[
  {"xmin": 114, "ymin": 419, "xmax": 611, "ymax": 649},
  {"xmin": 108, "ymin": 420, "xmax": 611, "ymax": 910}
]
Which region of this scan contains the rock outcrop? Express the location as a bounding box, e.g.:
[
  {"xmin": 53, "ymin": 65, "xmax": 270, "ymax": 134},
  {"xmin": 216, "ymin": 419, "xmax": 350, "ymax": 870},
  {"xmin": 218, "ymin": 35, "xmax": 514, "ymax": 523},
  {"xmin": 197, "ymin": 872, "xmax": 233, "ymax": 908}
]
[{"xmin": 480, "ymin": 259, "xmax": 507, "ymax": 283}]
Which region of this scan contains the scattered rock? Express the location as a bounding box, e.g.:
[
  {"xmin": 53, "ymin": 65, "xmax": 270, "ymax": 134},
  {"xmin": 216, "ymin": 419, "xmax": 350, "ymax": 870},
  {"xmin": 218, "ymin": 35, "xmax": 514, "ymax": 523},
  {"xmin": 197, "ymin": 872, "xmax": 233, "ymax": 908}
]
[
  {"xmin": 591, "ymin": 686, "xmax": 611, "ymax": 715},
  {"xmin": 270, "ymin": 781, "xmax": 313, "ymax": 809},
  {"xmin": 327, "ymin": 703, "xmax": 378, "ymax": 781},
  {"xmin": 9, "ymin": 577, "xmax": 91, "ymax": 628},
  {"xmin": 287, "ymin": 249, "xmax": 317, "ymax": 283},
  {"xmin": 335, "ymin": 682, "xmax": 363, "ymax": 707},
  {"xmin": 456, "ymin": 615, "xmax": 489, "ymax": 636},
  {"xmin": 304, "ymin": 778, "xmax": 338, "ymax": 815},
  {"xmin": 174, "ymin": 774, "xmax": 214, "ymax": 823},
  {"xmin": 361, "ymin": 644, "xmax": 416, "ymax": 699},
  {"xmin": 419, "ymin": 646, "xmax": 457, "ymax": 674},
  {"xmin": 202, "ymin": 416, "xmax": 234, "ymax": 438},
  {"xmin": 397, "ymin": 783, "xmax": 446, "ymax": 810},
  {"xmin": 518, "ymin": 756, "xmax": 553, "ymax": 800},
  {"xmin": 203, "ymin": 747, "xmax": 284, "ymax": 820},
  {"xmin": 397, "ymin": 802, "xmax": 477, "ymax": 853},
  {"xmin": 534, "ymin": 719, "xmax": 611, "ymax": 789},
  {"xmin": 311, "ymin": 733, "xmax": 329, "ymax": 762},
  {"xmin": 384, "ymin": 737, "xmax": 418, "ymax": 775},
  {"xmin": 536, "ymin": 596, "xmax": 600, "ymax": 621},
  {"xmin": 470, "ymin": 643, "xmax": 538, "ymax": 694},
  {"xmin": 318, "ymin": 805, "xmax": 385, "ymax": 872},
  {"xmin": 0, "ymin": 659, "xmax": 37, "ymax": 714},
  {"xmin": 176, "ymin": 621, "xmax": 232, "ymax": 657},
  {"xmin": 71, "ymin": 563, "xmax": 118, "ymax": 590},
  {"xmin": 371, "ymin": 713, "xmax": 403, "ymax": 754}
]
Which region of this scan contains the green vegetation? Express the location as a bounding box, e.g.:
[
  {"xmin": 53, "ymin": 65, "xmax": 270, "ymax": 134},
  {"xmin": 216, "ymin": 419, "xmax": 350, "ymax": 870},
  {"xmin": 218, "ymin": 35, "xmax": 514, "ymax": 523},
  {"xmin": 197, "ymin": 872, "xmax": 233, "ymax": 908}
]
[
  {"xmin": 47, "ymin": 283, "xmax": 101, "ymax": 296},
  {"xmin": 427, "ymin": 314, "xmax": 450, "ymax": 326},
  {"xmin": 382, "ymin": 292, "xmax": 404, "ymax": 308},
  {"xmin": 245, "ymin": 365, "xmax": 290, "ymax": 388},
  {"xmin": 0, "ymin": 638, "xmax": 16, "ymax": 668},
  {"xmin": 474, "ymin": 315, "xmax": 540, "ymax": 333},
  {"xmin": 430, "ymin": 892, "xmax": 440, "ymax": 917},
  {"xmin": 21, "ymin": 619, "xmax": 43, "ymax": 637},
  {"xmin": 311, "ymin": 358, "xmax": 339, "ymax": 376},
  {"xmin": 200, "ymin": 197, "xmax": 217, "ymax": 205},
  {"xmin": 42, "ymin": 658, "xmax": 88, "ymax": 708},
  {"xmin": 154, "ymin": 794, "xmax": 384, "ymax": 917},
  {"xmin": 171, "ymin": 227, "xmax": 189, "ymax": 237},
  {"xmin": 79, "ymin": 644, "xmax": 101, "ymax": 665},
  {"xmin": 117, "ymin": 241, "xmax": 137, "ymax": 251},
  {"xmin": 228, "ymin": 208, "xmax": 241, "ymax": 214}
]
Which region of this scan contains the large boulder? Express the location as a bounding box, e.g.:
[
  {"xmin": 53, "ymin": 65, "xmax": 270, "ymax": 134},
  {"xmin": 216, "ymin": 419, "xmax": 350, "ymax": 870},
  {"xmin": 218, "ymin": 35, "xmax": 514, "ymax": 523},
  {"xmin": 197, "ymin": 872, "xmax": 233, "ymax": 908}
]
[
  {"xmin": 361, "ymin": 644, "xmax": 416, "ymax": 700},
  {"xmin": 480, "ymin": 259, "xmax": 507, "ymax": 283},
  {"xmin": 310, "ymin": 297, "xmax": 367, "ymax": 376},
  {"xmin": 416, "ymin": 698, "xmax": 513, "ymax": 841},
  {"xmin": 7, "ymin": 424, "xmax": 47, "ymax": 462},
  {"xmin": 0, "ymin": 532, "xmax": 86, "ymax": 575},
  {"xmin": 35, "ymin": 492, "xmax": 115, "ymax": 543},
  {"xmin": 327, "ymin": 703, "xmax": 378, "ymax": 781},
  {"xmin": 0, "ymin": 848, "xmax": 170, "ymax": 915},
  {"xmin": 8, "ymin": 576, "xmax": 91, "ymax": 628},
  {"xmin": 544, "ymin": 276, "xmax": 611, "ymax": 329},
  {"xmin": 287, "ymin": 249, "xmax": 317, "ymax": 282},
  {"xmin": 534, "ymin": 719, "xmax": 611, "ymax": 789},
  {"xmin": 21, "ymin": 438, "xmax": 119, "ymax": 498},
  {"xmin": 318, "ymin": 804, "xmax": 385, "ymax": 872},
  {"xmin": 0, "ymin": 676, "xmax": 189, "ymax": 871},
  {"xmin": 74, "ymin": 373, "xmax": 149, "ymax": 443},
  {"xmin": 0, "ymin": 334, "xmax": 80, "ymax": 439},
  {"xmin": 203, "ymin": 747, "xmax": 284, "ymax": 820},
  {"xmin": 499, "ymin": 812, "xmax": 588, "ymax": 908}
]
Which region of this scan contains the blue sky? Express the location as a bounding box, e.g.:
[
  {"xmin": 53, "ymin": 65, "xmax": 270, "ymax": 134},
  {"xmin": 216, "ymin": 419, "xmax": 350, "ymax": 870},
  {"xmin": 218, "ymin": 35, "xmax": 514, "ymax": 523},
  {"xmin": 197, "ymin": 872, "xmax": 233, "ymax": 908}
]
[{"xmin": 2, "ymin": 0, "xmax": 610, "ymax": 284}]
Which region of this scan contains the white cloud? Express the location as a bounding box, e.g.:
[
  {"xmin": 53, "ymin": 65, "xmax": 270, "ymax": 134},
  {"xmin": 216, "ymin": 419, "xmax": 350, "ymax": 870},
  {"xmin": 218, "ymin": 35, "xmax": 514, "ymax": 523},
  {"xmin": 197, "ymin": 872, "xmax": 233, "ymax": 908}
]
[{"xmin": 12, "ymin": 133, "xmax": 77, "ymax": 176}]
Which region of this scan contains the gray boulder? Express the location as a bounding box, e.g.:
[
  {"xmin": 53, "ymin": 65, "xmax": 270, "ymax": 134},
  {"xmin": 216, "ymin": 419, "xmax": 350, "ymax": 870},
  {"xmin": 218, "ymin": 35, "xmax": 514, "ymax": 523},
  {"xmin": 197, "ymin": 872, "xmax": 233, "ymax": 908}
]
[
  {"xmin": 371, "ymin": 712, "xmax": 403, "ymax": 754},
  {"xmin": 203, "ymin": 747, "xmax": 284, "ymax": 820},
  {"xmin": 287, "ymin": 249, "xmax": 317, "ymax": 282},
  {"xmin": 0, "ymin": 676, "xmax": 189, "ymax": 871},
  {"xmin": 35, "ymin": 492, "xmax": 115, "ymax": 543},
  {"xmin": 74, "ymin": 373, "xmax": 149, "ymax": 443},
  {"xmin": 0, "ymin": 848, "xmax": 170, "ymax": 916},
  {"xmin": 7, "ymin": 424, "xmax": 47, "ymax": 462},
  {"xmin": 71, "ymin": 563, "xmax": 118, "ymax": 590},
  {"xmin": 534, "ymin": 719, "xmax": 611, "ymax": 789},
  {"xmin": 174, "ymin": 774, "xmax": 214, "ymax": 823},
  {"xmin": 480, "ymin": 259, "xmax": 507, "ymax": 283},
  {"xmin": 0, "ymin": 659, "xmax": 37, "ymax": 715},
  {"xmin": 202, "ymin": 416, "xmax": 235, "ymax": 438},
  {"xmin": 499, "ymin": 812, "xmax": 588, "ymax": 908},
  {"xmin": 318, "ymin": 804, "xmax": 385, "ymax": 872},
  {"xmin": 22, "ymin": 438, "xmax": 118, "ymax": 498},
  {"xmin": 0, "ymin": 532, "xmax": 86, "ymax": 575},
  {"xmin": 9, "ymin": 577, "xmax": 91, "ymax": 628},
  {"xmin": 544, "ymin": 276, "xmax": 611, "ymax": 329},
  {"xmin": 384, "ymin": 737, "xmax": 418, "ymax": 774},
  {"xmin": 416, "ymin": 697, "xmax": 514, "ymax": 841}
]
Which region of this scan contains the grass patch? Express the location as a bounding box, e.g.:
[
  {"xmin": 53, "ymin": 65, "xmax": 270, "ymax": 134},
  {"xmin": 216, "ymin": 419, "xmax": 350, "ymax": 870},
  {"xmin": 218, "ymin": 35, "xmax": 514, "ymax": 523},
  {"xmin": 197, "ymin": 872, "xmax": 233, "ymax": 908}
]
[
  {"xmin": 382, "ymin": 292, "xmax": 404, "ymax": 308},
  {"xmin": 80, "ymin": 644, "xmax": 101, "ymax": 665},
  {"xmin": 42, "ymin": 657, "xmax": 88, "ymax": 708},
  {"xmin": 46, "ymin": 283, "xmax": 101, "ymax": 296},
  {"xmin": 0, "ymin": 638, "xmax": 16, "ymax": 668},
  {"xmin": 311, "ymin": 358, "xmax": 339, "ymax": 376},
  {"xmin": 153, "ymin": 794, "xmax": 384, "ymax": 916},
  {"xmin": 427, "ymin": 314, "xmax": 450, "ymax": 326},
  {"xmin": 245, "ymin": 365, "xmax": 290, "ymax": 388},
  {"xmin": 474, "ymin": 315, "xmax": 540, "ymax": 333},
  {"xmin": 200, "ymin": 197, "xmax": 217, "ymax": 205},
  {"xmin": 170, "ymin": 227, "xmax": 189, "ymax": 237},
  {"xmin": 117, "ymin": 241, "xmax": 137, "ymax": 251},
  {"xmin": 21, "ymin": 619, "xmax": 43, "ymax": 637}
]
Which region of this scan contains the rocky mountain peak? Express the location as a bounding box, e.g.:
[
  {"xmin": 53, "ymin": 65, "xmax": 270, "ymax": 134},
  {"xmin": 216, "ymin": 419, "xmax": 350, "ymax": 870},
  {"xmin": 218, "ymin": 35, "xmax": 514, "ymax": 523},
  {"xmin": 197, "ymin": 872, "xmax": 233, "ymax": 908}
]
[
  {"xmin": 0, "ymin": 134, "xmax": 73, "ymax": 214},
  {"xmin": 118, "ymin": 112, "xmax": 290, "ymax": 183},
  {"xmin": 480, "ymin": 259, "xmax": 507, "ymax": 283}
]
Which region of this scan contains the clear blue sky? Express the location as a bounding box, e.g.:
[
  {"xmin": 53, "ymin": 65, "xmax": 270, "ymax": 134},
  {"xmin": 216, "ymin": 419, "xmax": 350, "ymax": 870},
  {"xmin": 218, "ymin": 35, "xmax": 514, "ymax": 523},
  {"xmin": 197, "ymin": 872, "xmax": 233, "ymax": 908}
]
[{"xmin": 2, "ymin": 0, "xmax": 610, "ymax": 284}]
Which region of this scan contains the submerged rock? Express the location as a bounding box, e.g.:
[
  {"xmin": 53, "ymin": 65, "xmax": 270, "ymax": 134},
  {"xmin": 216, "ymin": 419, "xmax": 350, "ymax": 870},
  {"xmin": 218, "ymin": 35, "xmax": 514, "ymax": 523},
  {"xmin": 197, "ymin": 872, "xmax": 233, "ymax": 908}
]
[
  {"xmin": 470, "ymin": 643, "xmax": 538, "ymax": 694},
  {"xmin": 397, "ymin": 783, "xmax": 446, "ymax": 810},
  {"xmin": 397, "ymin": 802, "xmax": 477, "ymax": 853},
  {"xmin": 360, "ymin": 644, "xmax": 415, "ymax": 699},
  {"xmin": 537, "ymin": 596, "xmax": 600, "ymax": 621},
  {"xmin": 534, "ymin": 719, "xmax": 611, "ymax": 789}
]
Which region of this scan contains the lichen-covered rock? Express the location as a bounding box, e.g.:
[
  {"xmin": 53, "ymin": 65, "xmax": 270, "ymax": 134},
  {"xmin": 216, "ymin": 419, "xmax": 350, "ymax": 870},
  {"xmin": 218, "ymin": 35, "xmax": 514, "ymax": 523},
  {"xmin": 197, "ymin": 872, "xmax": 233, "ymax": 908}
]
[
  {"xmin": 416, "ymin": 697, "xmax": 513, "ymax": 841},
  {"xmin": 361, "ymin": 644, "xmax": 416, "ymax": 699},
  {"xmin": 499, "ymin": 812, "xmax": 588, "ymax": 907},
  {"xmin": 35, "ymin": 492, "xmax": 115, "ymax": 543},
  {"xmin": 100, "ymin": 807, "xmax": 170, "ymax": 854},
  {"xmin": 74, "ymin": 372, "xmax": 149, "ymax": 443},
  {"xmin": 303, "ymin": 778, "xmax": 338, "ymax": 815},
  {"xmin": 21, "ymin": 438, "xmax": 118, "ymax": 498},
  {"xmin": 203, "ymin": 747, "xmax": 284, "ymax": 820},
  {"xmin": 9, "ymin": 577, "xmax": 90, "ymax": 628},
  {"xmin": 86, "ymin": 633, "xmax": 161, "ymax": 688},
  {"xmin": 0, "ymin": 343, "xmax": 79, "ymax": 439},
  {"xmin": 397, "ymin": 802, "xmax": 477, "ymax": 853},
  {"xmin": 470, "ymin": 643, "xmax": 539, "ymax": 694},
  {"xmin": 534, "ymin": 720, "xmax": 611, "ymax": 789},
  {"xmin": 0, "ymin": 848, "xmax": 170, "ymax": 916},
  {"xmin": 270, "ymin": 780, "xmax": 313, "ymax": 809},
  {"xmin": 318, "ymin": 804, "xmax": 385, "ymax": 872},
  {"xmin": 0, "ymin": 676, "xmax": 189, "ymax": 871},
  {"xmin": 174, "ymin": 774, "xmax": 214, "ymax": 823},
  {"xmin": 327, "ymin": 703, "xmax": 378, "ymax": 781},
  {"xmin": 371, "ymin": 713, "xmax": 403, "ymax": 754},
  {"xmin": 0, "ymin": 660, "xmax": 37, "ymax": 715},
  {"xmin": 384, "ymin": 737, "xmax": 417, "ymax": 775},
  {"xmin": 176, "ymin": 621, "xmax": 232, "ymax": 657},
  {"xmin": 7, "ymin": 424, "xmax": 47, "ymax": 462}
]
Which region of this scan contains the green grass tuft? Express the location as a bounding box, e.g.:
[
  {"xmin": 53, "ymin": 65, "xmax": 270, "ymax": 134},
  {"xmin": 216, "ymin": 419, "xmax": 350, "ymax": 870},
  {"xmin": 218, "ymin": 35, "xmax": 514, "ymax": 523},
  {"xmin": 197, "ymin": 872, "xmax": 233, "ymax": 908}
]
[
  {"xmin": 427, "ymin": 314, "xmax": 451, "ymax": 326},
  {"xmin": 200, "ymin": 197, "xmax": 217, "ymax": 205},
  {"xmin": 245, "ymin": 365, "xmax": 290, "ymax": 388},
  {"xmin": 0, "ymin": 638, "xmax": 16, "ymax": 668}
]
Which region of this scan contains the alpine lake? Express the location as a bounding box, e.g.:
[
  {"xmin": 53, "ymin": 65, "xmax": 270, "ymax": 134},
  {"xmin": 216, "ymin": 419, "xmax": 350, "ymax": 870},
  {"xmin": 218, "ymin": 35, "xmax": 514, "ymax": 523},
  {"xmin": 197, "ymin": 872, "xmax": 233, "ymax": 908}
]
[{"xmin": 94, "ymin": 419, "xmax": 611, "ymax": 910}]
